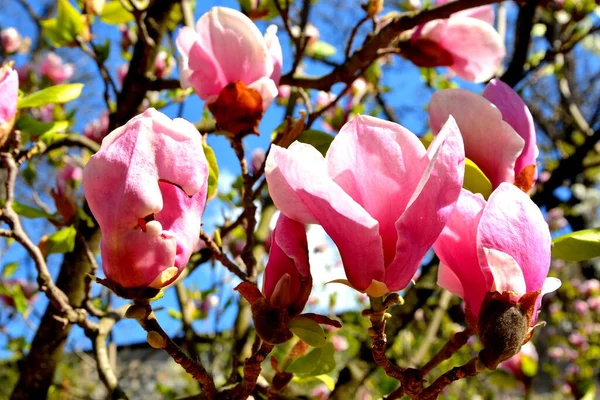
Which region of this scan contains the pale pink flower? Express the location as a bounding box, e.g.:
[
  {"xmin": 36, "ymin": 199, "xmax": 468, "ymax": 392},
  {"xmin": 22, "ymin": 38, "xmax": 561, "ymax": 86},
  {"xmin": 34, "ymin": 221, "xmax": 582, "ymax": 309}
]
[
  {"xmin": 0, "ymin": 65, "xmax": 18, "ymax": 146},
  {"xmin": 83, "ymin": 109, "xmax": 209, "ymax": 291},
  {"xmin": 574, "ymin": 300, "xmax": 589, "ymax": 315},
  {"xmin": 266, "ymin": 114, "xmax": 465, "ymax": 295},
  {"xmin": 250, "ymin": 148, "xmax": 266, "ymax": 175},
  {"xmin": 176, "ymin": 7, "xmax": 281, "ymax": 110},
  {"xmin": 403, "ymin": 0, "xmax": 504, "ymax": 83},
  {"xmin": 588, "ymin": 296, "xmax": 600, "ymax": 312},
  {"xmin": 434, "ymin": 186, "xmax": 561, "ymax": 321},
  {"xmin": 154, "ymin": 51, "xmax": 174, "ymax": 78},
  {"xmin": 310, "ymin": 384, "xmax": 330, "ymax": 400},
  {"xmin": 40, "ymin": 52, "xmax": 74, "ymax": 84},
  {"xmin": 430, "ymin": 79, "xmax": 537, "ymax": 189},
  {"xmin": 332, "ymin": 335, "xmax": 349, "ymax": 351},
  {"xmin": 83, "ymin": 111, "xmax": 110, "ymax": 143},
  {"xmin": 1, "ymin": 28, "xmax": 21, "ymax": 53}
]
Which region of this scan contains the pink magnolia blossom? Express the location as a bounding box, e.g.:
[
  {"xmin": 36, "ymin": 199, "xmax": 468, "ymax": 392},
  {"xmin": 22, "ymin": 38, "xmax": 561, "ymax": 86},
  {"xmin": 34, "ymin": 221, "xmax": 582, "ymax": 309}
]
[
  {"xmin": 83, "ymin": 111, "xmax": 110, "ymax": 143},
  {"xmin": 0, "ymin": 65, "xmax": 18, "ymax": 146},
  {"xmin": 262, "ymin": 215, "xmax": 312, "ymax": 316},
  {"xmin": 434, "ymin": 185, "xmax": 561, "ymax": 322},
  {"xmin": 154, "ymin": 51, "xmax": 174, "ymax": 78},
  {"xmin": 40, "ymin": 52, "xmax": 74, "ymax": 84},
  {"xmin": 176, "ymin": 7, "xmax": 281, "ymax": 110},
  {"xmin": 430, "ymin": 79, "xmax": 537, "ymax": 189},
  {"xmin": 83, "ymin": 109, "xmax": 209, "ymax": 292},
  {"xmin": 1, "ymin": 28, "xmax": 21, "ymax": 53},
  {"xmin": 403, "ymin": 0, "xmax": 504, "ymax": 83},
  {"xmin": 52, "ymin": 162, "xmax": 83, "ymax": 224},
  {"xmin": 266, "ymin": 114, "xmax": 465, "ymax": 296}
]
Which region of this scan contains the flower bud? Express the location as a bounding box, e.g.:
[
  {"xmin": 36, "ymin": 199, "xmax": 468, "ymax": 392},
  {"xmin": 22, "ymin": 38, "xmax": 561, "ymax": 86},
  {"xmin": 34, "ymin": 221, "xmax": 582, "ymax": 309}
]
[
  {"xmin": 40, "ymin": 52, "xmax": 74, "ymax": 84},
  {"xmin": 1, "ymin": 28, "xmax": 21, "ymax": 54},
  {"xmin": 0, "ymin": 65, "xmax": 18, "ymax": 147}
]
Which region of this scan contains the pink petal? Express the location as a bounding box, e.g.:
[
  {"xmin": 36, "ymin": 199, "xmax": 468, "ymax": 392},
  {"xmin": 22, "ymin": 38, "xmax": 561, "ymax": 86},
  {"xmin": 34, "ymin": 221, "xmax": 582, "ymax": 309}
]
[
  {"xmin": 326, "ymin": 115, "xmax": 427, "ymax": 265},
  {"xmin": 482, "ymin": 247, "xmax": 526, "ymax": 296},
  {"xmin": 433, "ymin": 0, "xmax": 495, "ymax": 24},
  {"xmin": 427, "ymin": 17, "xmax": 505, "ymax": 83},
  {"xmin": 265, "ymin": 143, "xmax": 385, "ymax": 291},
  {"xmin": 477, "ymin": 183, "xmax": 551, "ymax": 294},
  {"xmin": 433, "ymin": 189, "xmax": 487, "ymax": 316},
  {"xmin": 264, "ymin": 25, "xmax": 283, "ymax": 84},
  {"xmin": 176, "ymin": 26, "xmax": 226, "ymax": 98},
  {"xmin": 483, "ymin": 79, "xmax": 537, "ymax": 177},
  {"xmin": 0, "ymin": 67, "xmax": 18, "ymax": 123},
  {"xmin": 385, "ymin": 116, "xmax": 465, "ymax": 291},
  {"xmin": 437, "ymin": 261, "xmax": 465, "ymax": 299},
  {"xmin": 429, "ymin": 88, "xmax": 524, "ymax": 188},
  {"xmin": 83, "ymin": 109, "xmax": 208, "ymax": 289},
  {"xmin": 262, "ymin": 215, "xmax": 311, "ymax": 313},
  {"xmin": 196, "ymin": 7, "xmax": 271, "ymax": 87}
]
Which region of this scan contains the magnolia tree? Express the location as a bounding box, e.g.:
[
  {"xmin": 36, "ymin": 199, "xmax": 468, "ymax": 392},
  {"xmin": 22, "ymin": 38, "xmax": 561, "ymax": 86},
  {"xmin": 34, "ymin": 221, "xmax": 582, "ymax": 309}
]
[{"xmin": 0, "ymin": 0, "xmax": 599, "ymax": 399}]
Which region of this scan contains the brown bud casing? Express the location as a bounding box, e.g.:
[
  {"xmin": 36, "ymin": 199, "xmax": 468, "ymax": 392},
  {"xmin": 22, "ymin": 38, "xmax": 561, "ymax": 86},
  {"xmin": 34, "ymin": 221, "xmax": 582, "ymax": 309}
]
[{"xmin": 208, "ymin": 80, "xmax": 264, "ymax": 136}]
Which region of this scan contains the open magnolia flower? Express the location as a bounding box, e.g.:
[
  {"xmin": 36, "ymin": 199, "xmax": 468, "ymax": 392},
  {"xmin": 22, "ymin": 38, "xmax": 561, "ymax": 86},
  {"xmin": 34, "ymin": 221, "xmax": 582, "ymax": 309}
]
[
  {"xmin": 402, "ymin": 0, "xmax": 505, "ymax": 83},
  {"xmin": 429, "ymin": 79, "xmax": 537, "ymax": 190},
  {"xmin": 265, "ymin": 114, "xmax": 465, "ymax": 297},
  {"xmin": 434, "ymin": 185, "xmax": 561, "ymax": 366},
  {"xmin": 236, "ymin": 215, "xmax": 339, "ymax": 345},
  {"xmin": 176, "ymin": 7, "xmax": 282, "ymax": 135},
  {"xmin": 83, "ymin": 108, "xmax": 209, "ymax": 297},
  {"xmin": 0, "ymin": 65, "xmax": 18, "ymax": 147}
]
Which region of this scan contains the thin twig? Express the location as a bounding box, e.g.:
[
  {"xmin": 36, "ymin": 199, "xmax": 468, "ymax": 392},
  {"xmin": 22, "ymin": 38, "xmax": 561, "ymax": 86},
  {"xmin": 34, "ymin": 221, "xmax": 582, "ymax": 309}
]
[
  {"xmin": 132, "ymin": 300, "xmax": 217, "ymax": 397},
  {"xmin": 411, "ymin": 290, "xmax": 453, "ymax": 367},
  {"xmin": 200, "ymin": 229, "xmax": 249, "ymax": 282}
]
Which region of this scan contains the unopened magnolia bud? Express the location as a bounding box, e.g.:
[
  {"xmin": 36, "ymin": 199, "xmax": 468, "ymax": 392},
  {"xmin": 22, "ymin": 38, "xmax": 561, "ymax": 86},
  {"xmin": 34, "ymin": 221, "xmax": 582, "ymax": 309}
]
[
  {"xmin": 125, "ymin": 304, "xmax": 147, "ymax": 320},
  {"xmin": 208, "ymin": 81, "xmax": 263, "ymax": 136},
  {"xmin": 147, "ymin": 331, "xmax": 166, "ymax": 349},
  {"xmin": 251, "ymin": 297, "xmax": 293, "ymax": 344},
  {"xmin": 367, "ymin": 0, "xmax": 384, "ymax": 17},
  {"xmin": 476, "ymin": 292, "xmax": 528, "ymax": 370}
]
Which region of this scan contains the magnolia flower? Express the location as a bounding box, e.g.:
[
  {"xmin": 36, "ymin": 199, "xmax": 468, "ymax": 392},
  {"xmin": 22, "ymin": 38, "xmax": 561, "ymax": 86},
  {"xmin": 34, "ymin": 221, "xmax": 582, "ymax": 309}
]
[
  {"xmin": 1, "ymin": 28, "xmax": 21, "ymax": 53},
  {"xmin": 83, "ymin": 109, "xmax": 209, "ymax": 295},
  {"xmin": 40, "ymin": 52, "xmax": 74, "ymax": 84},
  {"xmin": 434, "ymin": 185, "xmax": 561, "ymax": 331},
  {"xmin": 176, "ymin": 7, "xmax": 282, "ymax": 134},
  {"xmin": 402, "ymin": 0, "xmax": 505, "ymax": 83},
  {"xmin": 266, "ymin": 114, "xmax": 465, "ymax": 296},
  {"xmin": 83, "ymin": 111, "xmax": 110, "ymax": 143},
  {"xmin": 262, "ymin": 215, "xmax": 312, "ymax": 317},
  {"xmin": 51, "ymin": 162, "xmax": 82, "ymax": 224},
  {"xmin": 154, "ymin": 51, "xmax": 174, "ymax": 78},
  {"xmin": 430, "ymin": 79, "xmax": 537, "ymax": 189},
  {"xmin": 0, "ymin": 65, "xmax": 18, "ymax": 147}
]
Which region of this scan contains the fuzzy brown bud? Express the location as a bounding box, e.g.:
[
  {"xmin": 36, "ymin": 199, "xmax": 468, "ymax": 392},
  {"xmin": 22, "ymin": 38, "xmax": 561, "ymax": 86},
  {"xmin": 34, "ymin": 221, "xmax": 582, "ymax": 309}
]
[{"xmin": 476, "ymin": 292, "xmax": 528, "ymax": 370}]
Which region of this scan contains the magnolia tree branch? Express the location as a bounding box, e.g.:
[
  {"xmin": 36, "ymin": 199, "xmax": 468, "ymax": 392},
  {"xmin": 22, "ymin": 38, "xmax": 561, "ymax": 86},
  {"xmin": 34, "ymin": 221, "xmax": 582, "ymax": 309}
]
[
  {"xmin": 129, "ymin": 301, "xmax": 218, "ymax": 397},
  {"xmin": 419, "ymin": 327, "xmax": 474, "ymax": 376},
  {"xmin": 418, "ymin": 357, "xmax": 485, "ymax": 400},
  {"xmin": 280, "ymin": 0, "xmax": 504, "ymax": 90}
]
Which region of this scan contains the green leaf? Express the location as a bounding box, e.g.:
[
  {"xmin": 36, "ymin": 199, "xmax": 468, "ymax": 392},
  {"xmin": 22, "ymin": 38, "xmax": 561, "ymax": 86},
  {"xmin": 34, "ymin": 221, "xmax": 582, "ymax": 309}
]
[
  {"xmin": 41, "ymin": 0, "xmax": 85, "ymax": 46},
  {"xmin": 11, "ymin": 285, "xmax": 28, "ymax": 314},
  {"xmin": 463, "ymin": 158, "xmax": 492, "ymax": 199},
  {"xmin": 521, "ymin": 355, "xmax": 538, "ymax": 377},
  {"xmin": 552, "ymin": 228, "xmax": 600, "ymax": 262},
  {"xmin": 100, "ymin": 1, "xmax": 134, "ymax": 24},
  {"xmin": 16, "ymin": 115, "xmax": 69, "ymax": 138},
  {"xmin": 18, "ymin": 84, "xmax": 84, "ymax": 109},
  {"xmin": 203, "ymin": 143, "xmax": 219, "ymax": 200},
  {"xmin": 288, "ymin": 316, "xmax": 327, "ymax": 348},
  {"xmin": 307, "ymin": 41, "xmax": 336, "ymax": 59},
  {"xmin": 12, "ymin": 202, "xmax": 55, "ymax": 220},
  {"xmin": 2, "ymin": 262, "xmax": 19, "ymax": 278},
  {"xmin": 295, "ymin": 130, "xmax": 334, "ymax": 157},
  {"xmin": 286, "ymin": 343, "xmax": 335, "ymax": 377},
  {"xmin": 582, "ymin": 384, "xmax": 597, "ymax": 400},
  {"xmin": 95, "ymin": 39, "xmax": 111, "ymax": 62},
  {"xmin": 44, "ymin": 226, "xmax": 77, "ymax": 255}
]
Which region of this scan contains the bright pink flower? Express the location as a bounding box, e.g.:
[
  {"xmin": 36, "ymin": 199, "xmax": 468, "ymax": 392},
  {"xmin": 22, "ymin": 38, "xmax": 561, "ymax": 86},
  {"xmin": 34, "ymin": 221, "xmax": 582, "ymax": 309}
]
[
  {"xmin": 266, "ymin": 114, "xmax": 465, "ymax": 296},
  {"xmin": 434, "ymin": 185, "xmax": 561, "ymax": 321},
  {"xmin": 176, "ymin": 7, "xmax": 281, "ymax": 110},
  {"xmin": 83, "ymin": 109, "xmax": 209, "ymax": 292},
  {"xmin": 0, "ymin": 66, "xmax": 18, "ymax": 145},
  {"xmin": 1, "ymin": 28, "xmax": 21, "ymax": 53},
  {"xmin": 430, "ymin": 79, "xmax": 537, "ymax": 189},
  {"xmin": 403, "ymin": 1, "xmax": 504, "ymax": 83},
  {"xmin": 262, "ymin": 215, "xmax": 311, "ymax": 316},
  {"xmin": 40, "ymin": 52, "xmax": 74, "ymax": 84}
]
